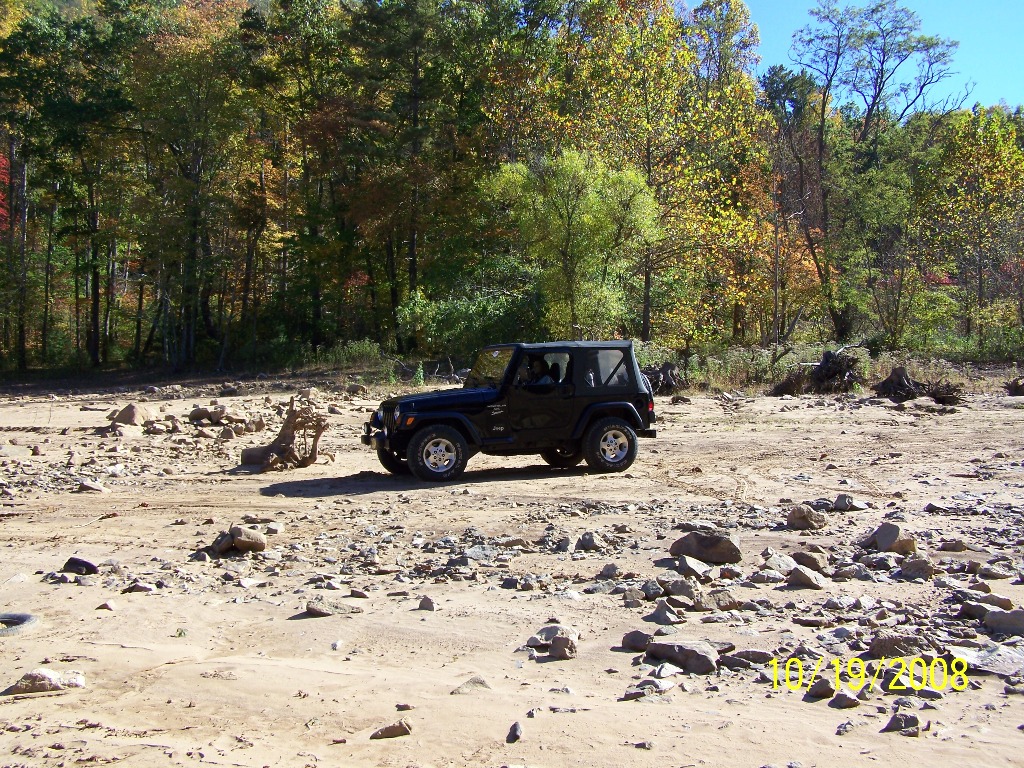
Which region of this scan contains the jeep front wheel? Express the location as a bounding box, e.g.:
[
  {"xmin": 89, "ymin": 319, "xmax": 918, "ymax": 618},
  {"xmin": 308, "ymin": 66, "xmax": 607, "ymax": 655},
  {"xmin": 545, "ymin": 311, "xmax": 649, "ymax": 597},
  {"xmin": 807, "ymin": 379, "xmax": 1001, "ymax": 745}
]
[
  {"xmin": 407, "ymin": 425, "xmax": 469, "ymax": 482},
  {"xmin": 376, "ymin": 447, "xmax": 411, "ymax": 475},
  {"xmin": 583, "ymin": 417, "xmax": 637, "ymax": 473},
  {"xmin": 540, "ymin": 447, "xmax": 583, "ymax": 468}
]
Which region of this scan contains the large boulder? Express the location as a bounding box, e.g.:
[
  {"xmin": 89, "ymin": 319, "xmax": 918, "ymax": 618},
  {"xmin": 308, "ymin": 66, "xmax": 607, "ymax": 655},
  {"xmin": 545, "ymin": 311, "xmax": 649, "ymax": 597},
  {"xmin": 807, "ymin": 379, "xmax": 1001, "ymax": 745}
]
[
  {"xmin": 787, "ymin": 564, "xmax": 828, "ymax": 590},
  {"xmin": 229, "ymin": 526, "xmax": 267, "ymax": 553},
  {"xmin": 787, "ymin": 504, "xmax": 828, "ymax": 531},
  {"xmin": 112, "ymin": 403, "xmax": 159, "ymax": 426},
  {"xmin": 669, "ymin": 531, "xmax": 742, "ymax": 564},
  {"xmin": 900, "ymin": 554, "xmax": 936, "ymax": 580},
  {"xmin": 984, "ymin": 608, "xmax": 1024, "ymax": 636},
  {"xmin": 867, "ymin": 523, "xmax": 918, "ymax": 555},
  {"xmin": 646, "ymin": 640, "xmax": 719, "ymax": 674}
]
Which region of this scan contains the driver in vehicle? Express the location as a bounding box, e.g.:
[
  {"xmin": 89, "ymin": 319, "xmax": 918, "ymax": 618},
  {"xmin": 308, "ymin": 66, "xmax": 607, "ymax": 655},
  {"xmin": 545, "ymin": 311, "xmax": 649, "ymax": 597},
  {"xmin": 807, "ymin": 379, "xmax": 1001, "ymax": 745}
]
[{"xmin": 529, "ymin": 358, "xmax": 554, "ymax": 385}]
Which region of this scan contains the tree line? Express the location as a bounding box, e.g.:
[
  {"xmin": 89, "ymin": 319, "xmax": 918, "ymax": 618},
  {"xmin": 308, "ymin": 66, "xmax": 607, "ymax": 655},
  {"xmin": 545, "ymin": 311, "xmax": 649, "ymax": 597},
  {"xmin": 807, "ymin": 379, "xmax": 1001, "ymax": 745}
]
[{"xmin": 0, "ymin": 0, "xmax": 1022, "ymax": 373}]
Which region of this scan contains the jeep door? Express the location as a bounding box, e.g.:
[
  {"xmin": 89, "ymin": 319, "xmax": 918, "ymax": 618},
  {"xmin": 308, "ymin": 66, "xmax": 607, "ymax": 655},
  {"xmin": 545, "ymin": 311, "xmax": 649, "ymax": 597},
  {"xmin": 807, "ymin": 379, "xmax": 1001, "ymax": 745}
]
[{"xmin": 506, "ymin": 349, "xmax": 575, "ymax": 441}]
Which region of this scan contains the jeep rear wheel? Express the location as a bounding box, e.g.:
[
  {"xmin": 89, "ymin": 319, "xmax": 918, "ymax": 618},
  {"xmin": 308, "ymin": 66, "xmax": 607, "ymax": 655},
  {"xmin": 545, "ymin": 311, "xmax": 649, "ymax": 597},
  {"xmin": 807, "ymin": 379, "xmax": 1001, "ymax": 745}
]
[
  {"xmin": 407, "ymin": 425, "xmax": 469, "ymax": 482},
  {"xmin": 540, "ymin": 447, "xmax": 583, "ymax": 468},
  {"xmin": 583, "ymin": 417, "xmax": 637, "ymax": 473},
  {"xmin": 376, "ymin": 447, "xmax": 411, "ymax": 475}
]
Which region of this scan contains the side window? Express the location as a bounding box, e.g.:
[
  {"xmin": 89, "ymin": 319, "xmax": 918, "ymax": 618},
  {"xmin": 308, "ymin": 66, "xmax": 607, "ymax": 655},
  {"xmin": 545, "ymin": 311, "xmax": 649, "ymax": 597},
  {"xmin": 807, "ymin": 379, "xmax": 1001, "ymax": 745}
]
[
  {"xmin": 594, "ymin": 349, "xmax": 629, "ymax": 388},
  {"xmin": 516, "ymin": 351, "xmax": 571, "ymax": 386},
  {"xmin": 544, "ymin": 353, "xmax": 570, "ymax": 384}
]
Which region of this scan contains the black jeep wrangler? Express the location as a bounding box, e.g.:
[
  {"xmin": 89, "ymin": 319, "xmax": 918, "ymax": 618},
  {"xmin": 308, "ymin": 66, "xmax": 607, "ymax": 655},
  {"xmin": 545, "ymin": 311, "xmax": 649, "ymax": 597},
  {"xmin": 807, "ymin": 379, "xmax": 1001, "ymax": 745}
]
[{"xmin": 360, "ymin": 341, "xmax": 656, "ymax": 482}]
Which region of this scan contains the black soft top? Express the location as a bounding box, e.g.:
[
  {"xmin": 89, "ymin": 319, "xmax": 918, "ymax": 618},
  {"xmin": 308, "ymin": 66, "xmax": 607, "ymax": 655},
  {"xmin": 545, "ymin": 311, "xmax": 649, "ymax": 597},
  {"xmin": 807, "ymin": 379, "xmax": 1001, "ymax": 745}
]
[{"xmin": 482, "ymin": 341, "xmax": 635, "ymax": 351}]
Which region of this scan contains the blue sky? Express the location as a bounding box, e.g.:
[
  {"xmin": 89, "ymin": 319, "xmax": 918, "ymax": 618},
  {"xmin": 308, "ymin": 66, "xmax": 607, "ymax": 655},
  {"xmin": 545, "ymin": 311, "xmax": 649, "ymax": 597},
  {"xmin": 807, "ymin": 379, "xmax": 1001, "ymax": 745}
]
[{"xmin": 742, "ymin": 0, "xmax": 1024, "ymax": 108}]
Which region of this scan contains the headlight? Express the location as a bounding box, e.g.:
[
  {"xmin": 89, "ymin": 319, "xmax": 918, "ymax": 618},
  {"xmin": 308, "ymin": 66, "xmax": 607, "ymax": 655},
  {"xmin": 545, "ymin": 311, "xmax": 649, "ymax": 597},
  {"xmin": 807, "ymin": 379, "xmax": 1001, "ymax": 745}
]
[
  {"xmin": 394, "ymin": 404, "xmax": 402, "ymax": 419},
  {"xmin": 376, "ymin": 407, "xmax": 384, "ymax": 422}
]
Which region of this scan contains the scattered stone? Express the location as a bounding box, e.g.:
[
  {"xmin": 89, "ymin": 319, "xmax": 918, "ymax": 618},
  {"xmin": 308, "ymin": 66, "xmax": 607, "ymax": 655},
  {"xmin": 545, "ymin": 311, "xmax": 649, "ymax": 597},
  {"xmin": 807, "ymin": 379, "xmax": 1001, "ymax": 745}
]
[
  {"xmin": 870, "ymin": 523, "xmax": 918, "ymax": 555},
  {"xmin": 549, "ymin": 636, "xmax": 577, "ymax": 660},
  {"xmin": 124, "ymin": 581, "xmax": 157, "ymax": 593},
  {"xmin": 677, "ymin": 555, "xmax": 713, "ymax": 581},
  {"xmin": 622, "ymin": 587, "xmax": 644, "ymax": 609},
  {"xmin": 646, "ymin": 640, "xmax": 719, "ymax": 674},
  {"xmin": 418, "ymin": 596, "xmax": 436, "ymax": 611},
  {"xmin": 869, "ymin": 630, "xmax": 932, "ymax": 658},
  {"xmin": 622, "ymin": 630, "xmax": 653, "ymax": 652},
  {"xmin": 112, "ymin": 403, "xmax": 158, "ymax": 426},
  {"xmin": 697, "ymin": 588, "xmax": 742, "ymax": 612},
  {"xmin": 836, "ymin": 720, "xmax": 857, "ymax": 736},
  {"xmin": 669, "ymin": 531, "xmax": 742, "ymax": 564},
  {"xmin": 983, "ymin": 608, "xmax": 1024, "ymax": 636},
  {"xmin": 881, "ymin": 712, "xmax": 919, "ymax": 733},
  {"xmin": 369, "ymin": 719, "xmax": 412, "ymax": 739},
  {"xmin": 62, "ymin": 557, "xmax": 99, "ymax": 576},
  {"xmin": 647, "ymin": 599, "xmax": 686, "ymax": 625},
  {"xmin": 792, "ymin": 551, "xmax": 829, "ymax": 572},
  {"xmin": 229, "ymin": 526, "xmax": 267, "ymax": 553},
  {"xmin": 5, "ymin": 668, "xmax": 85, "ymax": 695},
  {"xmin": 787, "ymin": 504, "xmax": 828, "ymax": 530},
  {"xmin": 96, "ymin": 601, "xmax": 116, "ymax": 611},
  {"xmin": 806, "ymin": 676, "xmax": 836, "ymax": 698},
  {"xmin": 899, "ymin": 555, "xmax": 936, "ymax": 580},
  {"xmin": 76, "ymin": 479, "xmax": 110, "ymax": 494},
  {"xmin": 787, "ymin": 565, "xmax": 828, "ymax": 590},
  {"xmin": 829, "ymin": 689, "xmax": 861, "ymax": 709},
  {"xmin": 306, "ymin": 597, "xmax": 364, "ymax": 617},
  {"xmin": 450, "ymin": 675, "xmax": 491, "ymax": 695},
  {"xmin": 527, "ymin": 624, "xmax": 579, "ymax": 649},
  {"xmin": 507, "ymin": 722, "xmax": 523, "ymax": 743}
]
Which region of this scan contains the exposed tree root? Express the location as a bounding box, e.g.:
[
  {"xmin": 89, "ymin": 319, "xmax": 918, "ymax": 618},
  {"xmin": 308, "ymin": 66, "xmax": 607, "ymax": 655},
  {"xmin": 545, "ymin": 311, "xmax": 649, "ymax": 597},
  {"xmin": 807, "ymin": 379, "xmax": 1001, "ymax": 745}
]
[{"xmin": 240, "ymin": 397, "xmax": 329, "ymax": 472}]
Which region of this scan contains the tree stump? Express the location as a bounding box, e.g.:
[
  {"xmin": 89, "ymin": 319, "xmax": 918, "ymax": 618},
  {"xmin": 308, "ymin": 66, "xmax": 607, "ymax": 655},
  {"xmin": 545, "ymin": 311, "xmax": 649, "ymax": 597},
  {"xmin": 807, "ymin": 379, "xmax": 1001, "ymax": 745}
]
[
  {"xmin": 1006, "ymin": 377, "xmax": 1024, "ymax": 396},
  {"xmin": 240, "ymin": 397, "xmax": 329, "ymax": 471},
  {"xmin": 872, "ymin": 367, "xmax": 925, "ymax": 401}
]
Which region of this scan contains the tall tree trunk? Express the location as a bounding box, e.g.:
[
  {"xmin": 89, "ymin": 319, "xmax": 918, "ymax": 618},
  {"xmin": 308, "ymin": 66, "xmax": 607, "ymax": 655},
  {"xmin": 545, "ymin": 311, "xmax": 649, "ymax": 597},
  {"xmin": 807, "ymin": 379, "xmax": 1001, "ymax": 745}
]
[
  {"xmin": 15, "ymin": 145, "xmax": 28, "ymax": 371},
  {"xmin": 385, "ymin": 234, "xmax": 401, "ymax": 351},
  {"xmin": 132, "ymin": 279, "xmax": 145, "ymax": 363},
  {"xmin": 86, "ymin": 178, "xmax": 102, "ymax": 367},
  {"xmin": 42, "ymin": 199, "xmax": 56, "ymax": 363},
  {"xmin": 641, "ymin": 252, "xmax": 653, "ymax": 342}
]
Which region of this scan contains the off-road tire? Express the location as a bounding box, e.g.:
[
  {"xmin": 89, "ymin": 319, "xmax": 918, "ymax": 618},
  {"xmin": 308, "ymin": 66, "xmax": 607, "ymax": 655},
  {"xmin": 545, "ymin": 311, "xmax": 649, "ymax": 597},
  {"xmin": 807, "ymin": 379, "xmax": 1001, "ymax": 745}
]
[
  {"xmin": 540, "ymin": 447, "xmax": 584, "ymax": 468},
  {"xmin": 0, "ymin": 613, "xmax": 38, "ymax": 637},
  {"xmin": 582, "ymin": 417, "xmax": 637, "ymax": 473},
  {"xmin": 376, "ymin": 447, "xmax": 411, "ymax": 475},
  {"xmin": 407, "ymin": 425, "xmax": 469, "ymax": 482}
]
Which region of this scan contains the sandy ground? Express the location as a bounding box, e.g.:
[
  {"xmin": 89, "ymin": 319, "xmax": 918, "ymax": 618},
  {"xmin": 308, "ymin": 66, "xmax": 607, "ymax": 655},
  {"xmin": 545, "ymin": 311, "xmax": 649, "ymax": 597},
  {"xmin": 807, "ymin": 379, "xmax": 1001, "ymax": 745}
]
[{"xmin": 1, "ymin": 378, "xmax": 1023, "ymax": 768}]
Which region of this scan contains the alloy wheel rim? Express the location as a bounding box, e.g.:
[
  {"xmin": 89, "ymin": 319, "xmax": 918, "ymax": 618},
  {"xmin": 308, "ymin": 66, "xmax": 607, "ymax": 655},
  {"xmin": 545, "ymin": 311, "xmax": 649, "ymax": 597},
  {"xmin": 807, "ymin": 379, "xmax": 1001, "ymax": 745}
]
[
  {"xmin": 423, "ymin": 438, "xmax": 457, "ymax": 472},
  {"xmin": 599, "ymin": 429, "xmax": 628, "ymax": 462}
]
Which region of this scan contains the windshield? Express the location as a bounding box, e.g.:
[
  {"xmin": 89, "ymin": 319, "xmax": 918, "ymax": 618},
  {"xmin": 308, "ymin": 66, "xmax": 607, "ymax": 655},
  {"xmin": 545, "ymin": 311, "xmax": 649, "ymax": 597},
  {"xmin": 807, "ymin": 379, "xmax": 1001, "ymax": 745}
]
[{"xmin": 464, "ymin": 347, "xmax": 515, "ymax": 389}]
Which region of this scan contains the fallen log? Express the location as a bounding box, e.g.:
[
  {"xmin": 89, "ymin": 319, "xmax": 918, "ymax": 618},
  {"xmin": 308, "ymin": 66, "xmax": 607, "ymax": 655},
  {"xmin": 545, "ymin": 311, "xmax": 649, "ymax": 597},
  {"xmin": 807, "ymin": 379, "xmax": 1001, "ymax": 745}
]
[{"xmin": 240, "ymin": 397, "xmax": 329, "ymax": 472}]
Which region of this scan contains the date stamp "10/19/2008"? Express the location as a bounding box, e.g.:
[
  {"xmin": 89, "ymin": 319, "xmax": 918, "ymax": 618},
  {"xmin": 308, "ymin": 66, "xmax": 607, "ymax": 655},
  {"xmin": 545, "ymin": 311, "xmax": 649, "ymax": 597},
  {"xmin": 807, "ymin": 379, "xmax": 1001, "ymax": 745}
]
[{"xmin": 769, "ymin": 656, "xmax": 970, "ymax": 693}]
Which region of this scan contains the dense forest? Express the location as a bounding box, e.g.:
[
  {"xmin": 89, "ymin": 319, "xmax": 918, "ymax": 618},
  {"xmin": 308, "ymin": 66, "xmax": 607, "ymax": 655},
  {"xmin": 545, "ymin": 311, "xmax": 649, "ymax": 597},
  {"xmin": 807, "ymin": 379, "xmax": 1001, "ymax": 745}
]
[{"xmin": 0, "ymin": 0, "xmax": 1022, "ymax": 373}]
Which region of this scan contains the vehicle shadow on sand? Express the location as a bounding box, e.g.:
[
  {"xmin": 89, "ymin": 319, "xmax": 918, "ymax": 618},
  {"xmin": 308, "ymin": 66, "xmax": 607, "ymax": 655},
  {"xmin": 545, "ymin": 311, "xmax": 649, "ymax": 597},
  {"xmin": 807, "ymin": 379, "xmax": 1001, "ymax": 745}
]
[{"xmin": 259, "ymin": 464, "xmax": 589, "ymax": 497}]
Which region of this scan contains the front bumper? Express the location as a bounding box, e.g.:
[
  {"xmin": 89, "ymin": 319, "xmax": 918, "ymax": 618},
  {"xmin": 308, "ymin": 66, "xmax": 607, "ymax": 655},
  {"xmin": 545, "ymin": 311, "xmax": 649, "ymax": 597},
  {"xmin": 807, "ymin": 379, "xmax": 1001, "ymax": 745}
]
[{"xmin": 360, "ymin": 423, "xmax": 387, "ymax": 450}]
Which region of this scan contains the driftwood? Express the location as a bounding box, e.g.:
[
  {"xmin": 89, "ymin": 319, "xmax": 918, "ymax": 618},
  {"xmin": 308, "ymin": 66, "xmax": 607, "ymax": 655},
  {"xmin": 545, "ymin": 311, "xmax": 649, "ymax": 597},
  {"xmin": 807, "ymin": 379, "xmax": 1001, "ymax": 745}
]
[
  {"xmin": 1006, "ymin": 377, "xmax": 1024, "ymax": 396},
  {"xmin": 240, "ymin": 397, "xmax": 329, "ymax": 472},
  {"xmin": 642, "ymin": 362, "xmax": 685, "ymax": 394},
  {"xmin": 770, "ymin": 347, "xmax": 863, "ymax": 396},
  {"xmin": 873, "ymin": 367, "xmax": 964, "ymax": 405}
]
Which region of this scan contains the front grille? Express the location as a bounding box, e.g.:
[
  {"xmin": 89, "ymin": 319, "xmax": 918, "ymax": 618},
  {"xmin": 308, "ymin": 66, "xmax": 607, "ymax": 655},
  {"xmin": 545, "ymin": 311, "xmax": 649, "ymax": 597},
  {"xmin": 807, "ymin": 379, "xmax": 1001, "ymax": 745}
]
[{"xmin": 382, "ymin": 406, "xmax": 397, "ymax": 434}]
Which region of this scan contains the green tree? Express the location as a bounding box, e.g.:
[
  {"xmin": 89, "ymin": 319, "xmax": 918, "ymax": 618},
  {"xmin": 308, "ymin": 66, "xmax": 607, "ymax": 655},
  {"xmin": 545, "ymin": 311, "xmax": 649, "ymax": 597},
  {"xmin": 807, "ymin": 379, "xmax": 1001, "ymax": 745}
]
[{"xmin": 487, "ymin": 149, "xmax": 658, "ymax": 339}]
